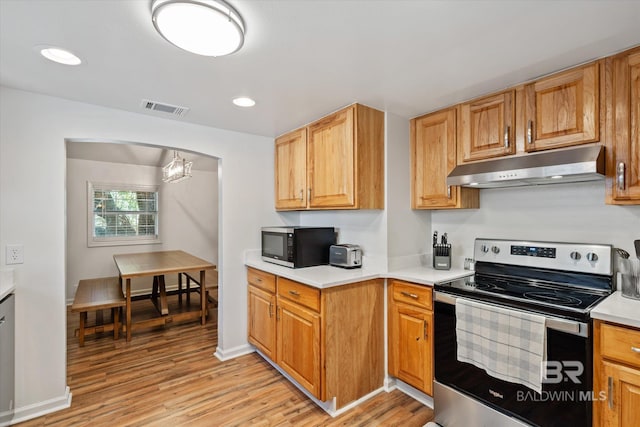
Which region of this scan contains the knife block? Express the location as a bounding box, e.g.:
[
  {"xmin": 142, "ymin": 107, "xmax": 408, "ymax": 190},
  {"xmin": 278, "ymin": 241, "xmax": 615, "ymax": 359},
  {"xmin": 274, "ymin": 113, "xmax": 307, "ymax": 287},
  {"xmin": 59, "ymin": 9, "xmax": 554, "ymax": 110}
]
[{"xmin": 433, "ymin": 244, "xmax": 451, "ymax": 270}]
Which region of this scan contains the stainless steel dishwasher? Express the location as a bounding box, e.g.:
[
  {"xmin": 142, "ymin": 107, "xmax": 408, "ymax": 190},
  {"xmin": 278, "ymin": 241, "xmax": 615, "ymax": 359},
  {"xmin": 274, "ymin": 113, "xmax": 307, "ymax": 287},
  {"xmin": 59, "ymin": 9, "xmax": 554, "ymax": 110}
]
[{"xmin": 0, "ymin": 293, "xmax": 15, "ymax": 425}]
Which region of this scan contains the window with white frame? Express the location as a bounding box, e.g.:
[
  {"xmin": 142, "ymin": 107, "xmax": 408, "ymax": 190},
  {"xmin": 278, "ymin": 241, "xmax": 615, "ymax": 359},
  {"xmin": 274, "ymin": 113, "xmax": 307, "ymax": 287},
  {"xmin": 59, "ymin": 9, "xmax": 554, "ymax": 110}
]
[{"xmin": 88, "ymin": 182, "xmax": 160, "ymax": 247}]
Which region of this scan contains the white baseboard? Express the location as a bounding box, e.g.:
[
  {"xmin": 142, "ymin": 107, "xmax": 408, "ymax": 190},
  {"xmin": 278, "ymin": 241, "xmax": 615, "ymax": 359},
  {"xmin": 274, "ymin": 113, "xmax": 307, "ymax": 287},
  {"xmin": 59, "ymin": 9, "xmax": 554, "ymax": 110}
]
[
  {"xmin": 8, "ymin": 386, "xmax": 72, "ymax": 426},
  {"xmin": 213, "ymin": 343, "xmax": 254, "ymax": 361},
  {"xmin": 388, "ymin": 378, "xmax": 434, "ymax": 409},
  {"xmin": 254, "ymin": 349, "xmax": 384, "ymax": 417}
]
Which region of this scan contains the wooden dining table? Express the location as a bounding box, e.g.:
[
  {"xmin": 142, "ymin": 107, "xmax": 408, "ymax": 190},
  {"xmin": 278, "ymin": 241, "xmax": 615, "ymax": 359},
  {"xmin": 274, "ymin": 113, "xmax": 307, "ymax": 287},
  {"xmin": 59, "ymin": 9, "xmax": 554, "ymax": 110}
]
[{"xmin": 113, "ymin": 250, "xmax": 216, "ymax": 341}]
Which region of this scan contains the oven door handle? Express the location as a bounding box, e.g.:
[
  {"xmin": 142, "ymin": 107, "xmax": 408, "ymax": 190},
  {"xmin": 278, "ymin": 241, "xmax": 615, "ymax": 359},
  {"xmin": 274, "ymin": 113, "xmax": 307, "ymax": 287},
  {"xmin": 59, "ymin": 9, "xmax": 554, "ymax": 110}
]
[{"xmin": 434, "ymin": 291, "xmax": 589, "ymax": 338}]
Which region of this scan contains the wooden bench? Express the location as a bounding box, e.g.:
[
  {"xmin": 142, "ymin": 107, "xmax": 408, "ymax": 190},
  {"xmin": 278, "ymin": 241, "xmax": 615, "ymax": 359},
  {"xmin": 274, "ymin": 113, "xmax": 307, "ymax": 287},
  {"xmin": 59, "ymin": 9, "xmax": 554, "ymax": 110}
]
[{"xmin": 71, "ymin": 277, "xmax": 126, "ymax": 346}]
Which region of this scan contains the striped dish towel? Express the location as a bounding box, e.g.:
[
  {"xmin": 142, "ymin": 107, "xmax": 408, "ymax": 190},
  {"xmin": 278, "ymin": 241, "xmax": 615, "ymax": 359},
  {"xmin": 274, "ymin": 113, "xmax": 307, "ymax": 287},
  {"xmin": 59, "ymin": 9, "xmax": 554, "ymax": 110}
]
[{"xmin": 455, "ymin": 298, "xmax": 547, "ymax": 394}]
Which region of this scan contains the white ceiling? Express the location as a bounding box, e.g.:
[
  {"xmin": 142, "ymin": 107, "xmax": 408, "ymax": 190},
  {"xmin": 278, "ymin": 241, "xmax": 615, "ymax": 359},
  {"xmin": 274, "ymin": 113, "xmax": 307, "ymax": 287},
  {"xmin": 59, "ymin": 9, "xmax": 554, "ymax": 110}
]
[
  {"xmin": 1, "ymin": 1, "xmax": 639, "ymax": 138},
  {"xmin": 66, "ymin": 140, "xmax": 219, "ymax": 171}
]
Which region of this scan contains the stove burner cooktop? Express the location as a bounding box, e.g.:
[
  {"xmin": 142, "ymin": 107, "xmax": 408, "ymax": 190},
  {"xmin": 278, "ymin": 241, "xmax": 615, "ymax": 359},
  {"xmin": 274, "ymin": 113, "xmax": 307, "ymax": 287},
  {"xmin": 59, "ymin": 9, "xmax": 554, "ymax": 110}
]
[
  {"xmin": 436, "ymin": 273, "xmax": 609, "ymax": 320},
  {"xmin": 523, "ymin": 291, "xmax": 582, "ymax": 306}
]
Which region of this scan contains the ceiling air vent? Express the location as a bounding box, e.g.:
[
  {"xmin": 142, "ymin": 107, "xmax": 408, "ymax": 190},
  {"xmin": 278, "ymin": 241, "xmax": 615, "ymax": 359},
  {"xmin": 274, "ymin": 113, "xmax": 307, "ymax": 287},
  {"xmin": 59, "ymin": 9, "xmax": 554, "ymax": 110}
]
[{"xmin": 140, "ymin": 99, "xmax": 189, "ymax": 117}]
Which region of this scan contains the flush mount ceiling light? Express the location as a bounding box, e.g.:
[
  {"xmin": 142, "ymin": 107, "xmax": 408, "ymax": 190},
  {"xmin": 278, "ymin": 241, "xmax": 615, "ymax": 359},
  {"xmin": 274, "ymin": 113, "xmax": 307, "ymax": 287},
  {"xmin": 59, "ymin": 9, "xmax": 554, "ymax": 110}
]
[
  {"xmin": 37, "ymin": 46, "xmax": 82, "ymax": 65},
  {"xmin": 232, "ymin": 96, "xmax": 255, "ymax": 107},
  {"xmin": 151, "ymin": 0, "xmax": 245, "ymax": 57},
  {"xmin": 163, "ymin": 151, "xmax": 193, "ymax": 183}
]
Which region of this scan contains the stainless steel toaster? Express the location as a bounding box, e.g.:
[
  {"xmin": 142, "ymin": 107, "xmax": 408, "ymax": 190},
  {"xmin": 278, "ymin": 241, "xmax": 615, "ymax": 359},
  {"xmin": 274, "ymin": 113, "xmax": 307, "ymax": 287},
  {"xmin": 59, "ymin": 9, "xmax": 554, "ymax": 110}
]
[{"xmin": 329, "ymin": 244, "xmax": 362, "ymax": 268}]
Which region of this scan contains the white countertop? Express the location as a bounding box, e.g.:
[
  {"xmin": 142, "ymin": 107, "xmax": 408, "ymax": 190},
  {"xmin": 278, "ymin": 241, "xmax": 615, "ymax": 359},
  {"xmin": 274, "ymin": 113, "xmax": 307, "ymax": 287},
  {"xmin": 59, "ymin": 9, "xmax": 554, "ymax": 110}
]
[
  {"xmin": 245, "ymin": 253, "xmax": 473, "ymax": 289},
  {"xmin": 591, "ymin": 291, "xmax": 640, "ymax": 329}
]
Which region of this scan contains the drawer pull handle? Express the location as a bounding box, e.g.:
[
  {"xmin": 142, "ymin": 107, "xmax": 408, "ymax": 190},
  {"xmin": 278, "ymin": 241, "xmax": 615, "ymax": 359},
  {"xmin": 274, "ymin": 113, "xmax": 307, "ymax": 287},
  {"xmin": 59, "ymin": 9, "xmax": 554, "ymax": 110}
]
[
  {"xmin": 527, "ymin": 120, "xmax": 534, "ymax": 144},
  {"xmin": 401, "ymin": 291, "xmax": 419, "ymax": 299},
  {"xmin": 255, "ymin": 277, "xmax": 262, "ymax": 282},
  {"xmin": 268, "ymin": 302, "xmax": 273, "ymax": 318},
  {"xmin": 631, "ymin": 346, "xmax": 640, "ymax": 353},
  {"xmin": 608, "ymin": 376, "xmax": 614, "ymax": 410},
  {"xmin": 424, "ymin": 320, "xmax": 428, "ymax": 340},
  {"xmin": 288, "ymin": 290, "xmax": 300, "ymax": 297}
]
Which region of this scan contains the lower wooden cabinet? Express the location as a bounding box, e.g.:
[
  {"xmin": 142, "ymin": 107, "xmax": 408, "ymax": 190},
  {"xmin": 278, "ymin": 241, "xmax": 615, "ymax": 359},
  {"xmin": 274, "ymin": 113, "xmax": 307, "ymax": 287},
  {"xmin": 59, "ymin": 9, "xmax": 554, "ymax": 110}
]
[
  {"xmin": 388, "ymin": 279, "xmax": 434, "ymax": 395},
  {"xmin": 247, "ymin": 267, "xmax": 384, "ymax": 409},
  {"xmin": 594, "ymin": 320, "xmax": 640, "ymax": 426},
  {"xmin": 248, "ymin": 285, "xmax": 276, "ymax": 360},
  {"xmin": 277, "ymin": 295, "xmax": 321, "ymax": 397}
]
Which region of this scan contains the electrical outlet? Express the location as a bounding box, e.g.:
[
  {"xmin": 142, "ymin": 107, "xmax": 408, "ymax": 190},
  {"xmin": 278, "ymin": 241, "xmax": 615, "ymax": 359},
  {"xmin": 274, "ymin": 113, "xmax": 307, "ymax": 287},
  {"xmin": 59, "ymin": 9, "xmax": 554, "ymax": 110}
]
[{"xmin": 6, "ymin": 244, "xmax": 24, "ymax": 264}]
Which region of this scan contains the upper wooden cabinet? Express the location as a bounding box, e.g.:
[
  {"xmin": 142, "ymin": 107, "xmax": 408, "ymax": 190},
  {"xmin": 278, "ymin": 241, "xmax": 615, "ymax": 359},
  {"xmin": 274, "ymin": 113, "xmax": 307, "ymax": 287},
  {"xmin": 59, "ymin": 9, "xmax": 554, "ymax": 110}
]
[
  {"xmin": 411, "ymin": 108, "xmax": 479, "ymax": 209},
  {"xmin": 606, "ymin": 46, "xmax": 640, "ymax": 204},
  {"xmin": 275, "ymin": 128, "xmax": 307, "ymax": 210},
  {"xmin": 458, "ymin": 90, "xmax": 516, "ymax": 162},
  {"xmin": 274, "ymin": 103, "xmax": 384, "ymax": 211},
  {"xmin": 523, "ymin": 61, "xmax": 601, "ymax": 152}
]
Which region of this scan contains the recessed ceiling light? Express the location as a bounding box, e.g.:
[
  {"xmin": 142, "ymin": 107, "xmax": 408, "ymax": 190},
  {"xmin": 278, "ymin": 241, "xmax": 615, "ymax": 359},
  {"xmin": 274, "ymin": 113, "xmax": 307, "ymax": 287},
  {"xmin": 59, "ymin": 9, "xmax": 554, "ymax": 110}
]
[
  {"xmin": 233, "ymin": 97, "xmax": 256, "ymax": 107},
  {"xmin": 469, "ymin": 182, "xmax": 479, "ymax": 186},
  {"xmin": 151, "ymin": 0, "xmax": 245, "ymax": 57},
  {"xmin": 551, "ymin": 175, "xmax": 563, "ymax": 179},
  {"xmin": 38, "ymin": 46, "xmax": 82, "ymax": 65}
]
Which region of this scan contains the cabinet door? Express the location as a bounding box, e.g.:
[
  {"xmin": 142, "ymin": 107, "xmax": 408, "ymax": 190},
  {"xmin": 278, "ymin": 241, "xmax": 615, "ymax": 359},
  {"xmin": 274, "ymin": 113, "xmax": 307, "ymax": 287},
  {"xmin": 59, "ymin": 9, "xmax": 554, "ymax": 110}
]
[
  {"xmin": 411, "ymin": 108, "xmax": 478, "ymax": 209},
  {"xmin": 307, "ymin": 107, "xmax": 355, "ymax": 208},
  {"xmin": 277, "ymin": 298, "xmax": 321, "ymax": 398},
  {"xmin": 389, "ymin": 302, "xmax": 433, "ymax": 395},
  {"xmin": 275, "ymin": 128, "xmax": 307, "ymax": 210},
  {"xmin": 459, "ymin": 90, "xmax": 516, "ymax": 162},
  {"xmin": 602, "ymin": 361, "xmax": 640, "ymax": 427},
  {"xmin": 523, "ymin": 62, "xmax": 600, "ymax": 151},
  {"xmin": 607, "ymin": 48, "xmax": 640, "ymax": 204},
  {"xmin": 248, "ymin": 285, "xmax": 276, "ymax": 361}
]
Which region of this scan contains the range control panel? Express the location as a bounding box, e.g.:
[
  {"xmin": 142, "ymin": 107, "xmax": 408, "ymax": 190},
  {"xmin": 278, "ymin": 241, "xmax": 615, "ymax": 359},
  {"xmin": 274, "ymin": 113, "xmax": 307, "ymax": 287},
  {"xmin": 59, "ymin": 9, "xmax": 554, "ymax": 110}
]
[
  {"xmin": 474, "ymin": 238, "xmax": 612, "ymax": 276},
  {"xmin": 510, "ymin": 245, "xmax": 557, "ymax": 258}
]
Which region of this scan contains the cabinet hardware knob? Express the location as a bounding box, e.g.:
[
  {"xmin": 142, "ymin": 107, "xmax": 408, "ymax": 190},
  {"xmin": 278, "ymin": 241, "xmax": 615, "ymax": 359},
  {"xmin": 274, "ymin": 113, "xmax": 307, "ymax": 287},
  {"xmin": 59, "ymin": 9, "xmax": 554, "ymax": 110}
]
[
  {"xmin": 504, "ymin": 125, "xmax": 510, "ymax": 148},
  {"xmin": 617, "ymin": 162, "xmax": 626, "ymax": 191},
  {"xmin": 527, "ymin": 120, "xmax": 534, "ymax": 144},
  {"xmin": 400, "ymin": 291, "xmax": 418, "ymax": 299},
  {"xmin": 288, "ymin": 290, "xmax": 300, "ymax": 297},
  {"xmin": 608, "ymin": 376, "xmax": 614, "ymax": 410},
  {"xmin": 631, "ymin": 346, "xmax": 640, "ymax": 353}
]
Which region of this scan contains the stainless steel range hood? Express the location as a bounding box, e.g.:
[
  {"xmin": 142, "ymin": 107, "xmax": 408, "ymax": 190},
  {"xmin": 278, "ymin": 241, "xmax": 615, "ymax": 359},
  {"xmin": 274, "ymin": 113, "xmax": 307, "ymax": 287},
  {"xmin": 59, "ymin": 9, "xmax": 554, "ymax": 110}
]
[{"xmin": 446, "ymin": 145, "xmax": 605, "ymax": 189}]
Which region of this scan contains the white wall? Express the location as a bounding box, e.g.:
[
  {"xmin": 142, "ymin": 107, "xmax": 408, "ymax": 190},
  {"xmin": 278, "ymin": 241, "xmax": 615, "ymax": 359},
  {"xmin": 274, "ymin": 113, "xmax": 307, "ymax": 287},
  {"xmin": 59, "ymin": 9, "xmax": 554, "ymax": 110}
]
[
  {"xmin": 65, "ymin": 158, "xmax": 218, "ymax": 300},
  {"xmin": 385, "ymin": 112, "xmax": 431, "ymax": 270},
  {"xmin": 0, "ymin": 86, "xmax": 281, "ymax": 421},
  {"xmin": 431, "ymin": 181, "xmax": 640, "ymax": 268}
]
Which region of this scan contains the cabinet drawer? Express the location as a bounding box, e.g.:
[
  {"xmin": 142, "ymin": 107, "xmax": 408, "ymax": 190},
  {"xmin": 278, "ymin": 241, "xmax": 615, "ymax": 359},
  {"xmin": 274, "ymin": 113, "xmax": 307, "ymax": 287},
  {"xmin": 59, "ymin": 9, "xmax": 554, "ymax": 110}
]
[
  {"xmin": 247, "ymin": 267, "xmax": 276, "ymax": 293},
  {"xmin": 391, "ymin": 280, "xmax": 433, "ymax": 310},
  {"xmin": 278, "ymin": 277, "xmax": 320, "ymax": 312},
  {"xmin": 601, "ymin": 323, "xmax": 640, "ymax": 368}
]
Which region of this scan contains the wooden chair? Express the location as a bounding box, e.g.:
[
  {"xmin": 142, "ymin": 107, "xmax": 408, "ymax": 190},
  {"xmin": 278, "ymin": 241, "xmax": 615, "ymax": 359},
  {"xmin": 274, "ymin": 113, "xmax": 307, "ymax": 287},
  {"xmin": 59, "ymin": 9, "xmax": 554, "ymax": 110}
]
[{"xmin": 71, "ymin": 277, "xmax": 126, "ymax": 346}]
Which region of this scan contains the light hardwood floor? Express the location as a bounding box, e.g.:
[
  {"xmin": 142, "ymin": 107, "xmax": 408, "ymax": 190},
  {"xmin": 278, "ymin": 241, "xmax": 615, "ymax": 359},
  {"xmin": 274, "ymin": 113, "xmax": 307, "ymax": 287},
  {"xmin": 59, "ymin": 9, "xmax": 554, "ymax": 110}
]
[{"xmin": 16, "ymin": 294, "xmax": 433, "ymax": 426}]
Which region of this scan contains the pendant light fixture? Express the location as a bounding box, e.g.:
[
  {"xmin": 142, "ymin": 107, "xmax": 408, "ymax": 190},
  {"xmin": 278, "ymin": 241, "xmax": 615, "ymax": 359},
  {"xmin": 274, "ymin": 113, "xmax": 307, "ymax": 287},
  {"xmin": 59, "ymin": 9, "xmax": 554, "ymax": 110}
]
[
  {"xmin": 151, "ymin": 0, "xmax": 245, "ymax": 57},
  {"xmin": 162, "ymin": 151, "xmax": 193, "ymax": 183}
]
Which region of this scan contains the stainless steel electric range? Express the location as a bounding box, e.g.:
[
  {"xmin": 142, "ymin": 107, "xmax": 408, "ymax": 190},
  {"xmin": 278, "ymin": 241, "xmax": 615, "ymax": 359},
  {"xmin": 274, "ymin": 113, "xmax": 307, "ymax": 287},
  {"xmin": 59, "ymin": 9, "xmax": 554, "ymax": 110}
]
[{"xmin": 432, "ymin": 238, "xmax": 613, "ymax": 427}]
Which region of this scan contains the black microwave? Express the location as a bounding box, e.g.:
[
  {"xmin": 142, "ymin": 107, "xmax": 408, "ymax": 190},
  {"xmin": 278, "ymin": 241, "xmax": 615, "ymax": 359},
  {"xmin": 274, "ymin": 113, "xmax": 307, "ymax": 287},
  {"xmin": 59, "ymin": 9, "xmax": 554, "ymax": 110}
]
[{"xmin": 261, "ymin": 226, "xmax": 336, "ymax": 268}]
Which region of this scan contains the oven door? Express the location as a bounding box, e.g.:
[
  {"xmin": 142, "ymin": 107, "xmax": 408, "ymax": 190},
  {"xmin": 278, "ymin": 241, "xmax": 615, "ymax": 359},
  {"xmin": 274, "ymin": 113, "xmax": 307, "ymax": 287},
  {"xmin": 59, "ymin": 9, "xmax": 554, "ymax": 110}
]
[{"xmin": 434, "ymin": 291, "xmax": 593, "ymax": 427}]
